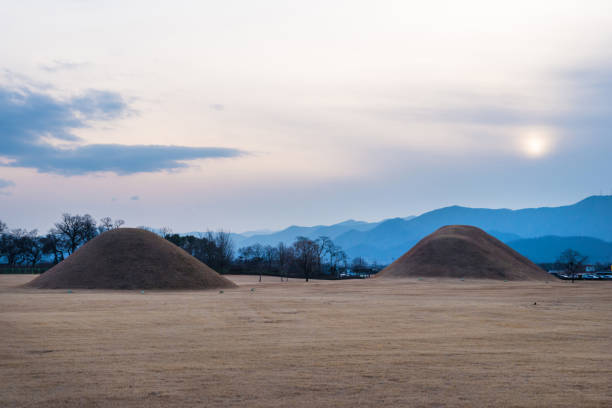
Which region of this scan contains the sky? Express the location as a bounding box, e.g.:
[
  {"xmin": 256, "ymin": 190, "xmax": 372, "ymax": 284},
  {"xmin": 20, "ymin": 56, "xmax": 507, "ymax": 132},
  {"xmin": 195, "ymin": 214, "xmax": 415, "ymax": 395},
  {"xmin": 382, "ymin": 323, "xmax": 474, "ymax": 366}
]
[{"xmin": 1, "ymin": 0, "xmax": 612, "ymax": 233}]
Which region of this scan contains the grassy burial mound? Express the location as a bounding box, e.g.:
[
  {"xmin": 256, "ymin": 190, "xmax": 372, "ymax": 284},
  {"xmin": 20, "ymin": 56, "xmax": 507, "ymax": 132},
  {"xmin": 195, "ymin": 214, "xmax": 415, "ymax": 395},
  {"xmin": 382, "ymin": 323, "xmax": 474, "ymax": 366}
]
[
  {"xmin": 378, "ymin": 225, "xmax": 549, "ymax": 280},
  {"xmin": 26, "ymin": 228, "xmax": 237, "ymax": 290}
]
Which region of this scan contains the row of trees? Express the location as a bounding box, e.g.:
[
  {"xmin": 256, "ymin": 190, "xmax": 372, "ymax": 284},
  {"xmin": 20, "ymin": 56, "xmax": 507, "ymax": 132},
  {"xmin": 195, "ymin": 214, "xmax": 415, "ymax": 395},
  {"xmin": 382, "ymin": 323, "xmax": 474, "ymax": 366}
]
[
  {"xmin": 1, "ymin": 215, "xmax": 381, "ymax": 280},
  {"xmin": 0, "ymin": 215, "xmax": 124, "ymax": 266},
  {"xmin": 234, "ymin": 236, "xmax": 376, "ymax": 281},
  {"xmin": 162, "ymin": 231, "xmax": 368, "ymax": 280},
  {"xmin": 163, "ymin": 230, "xmax": 234, "ymax": 273}
]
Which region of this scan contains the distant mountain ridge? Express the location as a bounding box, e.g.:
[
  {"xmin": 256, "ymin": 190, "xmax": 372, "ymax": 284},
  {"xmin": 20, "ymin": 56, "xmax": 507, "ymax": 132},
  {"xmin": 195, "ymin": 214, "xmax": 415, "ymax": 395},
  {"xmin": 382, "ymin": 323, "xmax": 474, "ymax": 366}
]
[
  {"xmin": 232, "ymin": 218, "xmax": 385, "ymax": 248},
  {"xmin": 185, "ymin": 196, "xmax": 612, "ymax": 264},
  {"xmin": 507, "ymin": 236, "xmax": 612, "ymax": 264},
  {"xmin": 333, "ymin": 195, "xmax": 612, "ymax": 263}
]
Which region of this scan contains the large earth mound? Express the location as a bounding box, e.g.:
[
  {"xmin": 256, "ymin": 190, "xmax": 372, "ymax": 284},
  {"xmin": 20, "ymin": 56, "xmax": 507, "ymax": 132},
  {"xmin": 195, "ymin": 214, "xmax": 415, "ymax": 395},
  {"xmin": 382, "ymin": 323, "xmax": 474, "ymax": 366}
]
[
  {"xmin": 26, "ymin": 228, "xmax": 237, "ymax": 289},
  {"xmin": 378, "ymin": 225, "xmax": 549, "ymax": 280}
]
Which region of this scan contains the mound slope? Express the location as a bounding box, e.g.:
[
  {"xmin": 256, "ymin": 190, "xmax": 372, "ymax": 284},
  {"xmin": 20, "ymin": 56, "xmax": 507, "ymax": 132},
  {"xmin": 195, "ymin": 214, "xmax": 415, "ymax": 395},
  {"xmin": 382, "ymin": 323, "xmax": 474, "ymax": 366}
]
[
  {"xmin": 378, "ymin": 225, "xmax": 549, "ymax": 280},
  {"xmin": 27, "ymin": 228, "xmax": 237, "ymax": 289}
]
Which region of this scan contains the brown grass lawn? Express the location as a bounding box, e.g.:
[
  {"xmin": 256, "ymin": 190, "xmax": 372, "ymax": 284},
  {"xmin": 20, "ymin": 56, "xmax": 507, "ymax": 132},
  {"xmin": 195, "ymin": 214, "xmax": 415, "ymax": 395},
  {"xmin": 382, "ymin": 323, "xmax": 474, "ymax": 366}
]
[{"xmin": 1, "ymin": 274, "xmax": 611, "ymax": 407}]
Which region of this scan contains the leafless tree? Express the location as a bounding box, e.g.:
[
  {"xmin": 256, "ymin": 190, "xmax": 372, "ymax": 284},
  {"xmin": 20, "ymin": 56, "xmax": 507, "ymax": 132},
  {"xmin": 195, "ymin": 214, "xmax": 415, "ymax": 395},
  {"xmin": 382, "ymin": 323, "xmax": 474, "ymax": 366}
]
[
  {"xmin": 277, "ymin": 242, "xmax": 293, "ymax": 281},
  {"xmin": 558, "ymin": 249, "xmax": 588, "ymax": 283},
  {"xmin": 54, "ymin": 213, "xmax": 97, "ymax": 254},
  {"xmin": 21, "ymin": 230, "xmax": 43, "ymax": 267},
  {"xmin": 98, "ymin": 217, "xmax": 114, "ymax": 233},
  {"xmin": 319, "ymin": 236, "xmax": 346, "ymax": 278},
  {"xmin": 99, "ymin": 217, "xmax": 125, "ymax": 234},
  {"xmin": 41, "ymin": 230, "xmax": 65, "ymax": 264},
  {"xmin": 293, "ymin": 236, "xmax": 320, "ymax": 282},
  {"xmin": 214, "ymin": 230, "xmax": 234, "ymax": 273},
  {"xmin": 0, "ymin": 228, "xmax": 27, "ymax": 265},
  {"xmin": 160, "ymin": 226, "xmax": 173, "ymax": 238},
  {"xmin": 262, "ymin": 245, "xmax": 279, "ymax": 282}
]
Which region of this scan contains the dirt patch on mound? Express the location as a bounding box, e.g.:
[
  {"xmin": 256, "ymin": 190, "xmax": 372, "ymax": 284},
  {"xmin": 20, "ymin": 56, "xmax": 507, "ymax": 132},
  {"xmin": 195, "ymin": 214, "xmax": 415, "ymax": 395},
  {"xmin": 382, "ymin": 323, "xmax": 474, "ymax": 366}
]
[
  {"xmin": 378, "ymin": 225, "xmax": 549, "ymax": 280},
  {"xmin": 26, "ymin": 228, "xmax": 237, "ymax": 290}
]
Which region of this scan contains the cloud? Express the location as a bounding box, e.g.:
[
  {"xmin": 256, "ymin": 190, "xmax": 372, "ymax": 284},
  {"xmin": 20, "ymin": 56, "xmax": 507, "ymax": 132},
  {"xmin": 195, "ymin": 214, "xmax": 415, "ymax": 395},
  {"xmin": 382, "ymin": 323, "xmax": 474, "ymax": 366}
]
[
  {"xmin": 210, "ymin": 104, "xmax": 225, "ymax": 111},
  {"xmin": 556, "ymin": 66, "xmax": 612, "ymax": 132},
  {"xmin": 0, "ymin": 86, "xmax": 244, "ymax": 175},
  {"xmin": 377, "ymin": 104, "xmax": 539, "ymax": 126},
  {"xmin": 130, "ymin": 195, "xmax": 139, "ymax": 200},
  {"xmin": 69, "ymin": 90, "xmax": 132, "ymax": 120},
  {"xmin": 8, "ymin": 144, "xmax": 242, "ymax": 175},
  {"xmin": 40, "ymin": 60, "xmax": 88, "ymax": 72},
  {"xmin": 367, "ymin": 61, "xmax": 612, "ymax": 151},
  {"xmin": 0, "ymin": 178, "xmax": 15, "ymax": 189},
  {"xmin": 0, "ymin": 178, "xmax": 15, "ymax": 196}
]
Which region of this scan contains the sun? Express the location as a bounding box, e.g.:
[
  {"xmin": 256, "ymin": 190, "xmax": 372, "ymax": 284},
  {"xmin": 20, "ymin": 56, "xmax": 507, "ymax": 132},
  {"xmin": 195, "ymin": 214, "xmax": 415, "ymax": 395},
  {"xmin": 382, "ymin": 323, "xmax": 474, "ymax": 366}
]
[
  {"xmin": 525, "ymin": 136, "xmax": 546, "ymax": 157},
  {"xmin": 520, "ymin": 130, "xmax": 553, "ymax": 158}
]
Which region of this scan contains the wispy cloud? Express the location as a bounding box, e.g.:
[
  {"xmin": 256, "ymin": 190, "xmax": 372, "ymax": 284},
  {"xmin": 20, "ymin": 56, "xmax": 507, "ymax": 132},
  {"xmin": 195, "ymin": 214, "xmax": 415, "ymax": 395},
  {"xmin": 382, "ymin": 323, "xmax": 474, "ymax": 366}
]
[
  {"xmin": 40, "ymin": 60, "xmax": 88, "ymax": 73},
  {"xmin": 0, "ymin": 178, "xmax": 15, "ymax": 196},
  {"xmin": 365, "ymin": 61, "xmax": 612, "ymax": 149},
  {"xmin": 130, "ymin": 195, "xmax": 140, "ymax": 200},
  {"xmin": 0, "ymin": 86, "xmax": 244, "ymax": 175},
  {"xmin": 0, "ymin": 178, "xmax": 15, "ymax": 189}
]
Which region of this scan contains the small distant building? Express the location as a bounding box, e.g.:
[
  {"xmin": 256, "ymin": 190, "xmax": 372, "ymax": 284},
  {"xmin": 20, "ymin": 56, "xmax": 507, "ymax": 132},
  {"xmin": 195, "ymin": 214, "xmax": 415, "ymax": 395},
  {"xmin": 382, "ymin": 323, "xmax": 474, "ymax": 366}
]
[{"xmin": 585, "ymin": 265, "xmax": 596, "ymax": 273}]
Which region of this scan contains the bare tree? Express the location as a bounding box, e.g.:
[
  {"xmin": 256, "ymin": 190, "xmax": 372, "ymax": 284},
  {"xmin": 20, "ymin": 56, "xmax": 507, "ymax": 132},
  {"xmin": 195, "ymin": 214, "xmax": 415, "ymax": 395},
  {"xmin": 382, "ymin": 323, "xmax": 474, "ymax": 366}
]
[
  {"xmin": 160, "ymin": 226, "xmax": 173, "ymax": 238},
  {"xmin": 262, "ymin": 245, "xmax": 279, "ymax": 282},
  {"xmin": 98, "ymin": 217, "xmax": 114, "ymax": 233},
  {"xmin": 0, "ymin": 220, "xmax": 6, "ymax": 234},
  {"xmin": 277, "ymin": 242, "xmax": 292, "ymax": 281},
  {"xmin": 41, "ymin": 230, "xmax": 65, "ymax": 264},
  {"xmin": 21, "ymin": 230, "xmax": 43, "ymax": 267},
  {"xmin": 0, "ymin": 229, "xmax": 28, "ymax": 265},
  {"xmin": 214, "ymin": 230, "xmax": 234, "ymax": 273},
  {"xmin": 293, "ymin": 236, "xmax": 320, "ymax": 282},
  {"xmin": 319, "ymin": 236, "xmax": 345, "ymax": 278},
  {"xmin": 54, "ymin": 213, "xmax": 97, "ymax": 254},
  {"xmin": 558, "ymin": 249, "xmax": 588, "ymax": 283},
  {"xmin": 99, "ymin": 217, "xmax": 125, "ymax": 233},
  {"xmin": 238, "ymin": 243, "xmax": 264, "ymax": 278}
]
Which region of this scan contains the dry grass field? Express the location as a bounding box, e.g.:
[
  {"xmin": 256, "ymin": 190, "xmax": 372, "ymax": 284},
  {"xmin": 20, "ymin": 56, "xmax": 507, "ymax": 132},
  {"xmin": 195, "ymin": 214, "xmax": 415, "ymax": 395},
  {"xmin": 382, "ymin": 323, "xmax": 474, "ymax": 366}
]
[{"xmin": 1, "ymin": 274, "xmax": 611, "ymax": 407}]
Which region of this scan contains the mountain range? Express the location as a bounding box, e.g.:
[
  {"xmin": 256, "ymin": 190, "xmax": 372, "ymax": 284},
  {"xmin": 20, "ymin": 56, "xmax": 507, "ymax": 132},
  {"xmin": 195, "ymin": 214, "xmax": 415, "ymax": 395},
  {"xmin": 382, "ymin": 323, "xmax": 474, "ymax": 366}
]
[{"xmin": 219, "ymin": 196, "xmax": 612, "ymax": 264}]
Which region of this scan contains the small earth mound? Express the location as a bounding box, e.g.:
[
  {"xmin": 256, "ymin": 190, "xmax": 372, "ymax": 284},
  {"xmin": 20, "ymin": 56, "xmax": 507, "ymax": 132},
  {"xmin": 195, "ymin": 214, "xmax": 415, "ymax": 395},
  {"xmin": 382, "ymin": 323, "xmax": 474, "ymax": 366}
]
[
  {"xmin": 26, "ymin": 228, "xmax": 237, "ymax": 289},
  {"xmin": 377, "ymin": 225, "xmax": 549, "ymax": 280}
]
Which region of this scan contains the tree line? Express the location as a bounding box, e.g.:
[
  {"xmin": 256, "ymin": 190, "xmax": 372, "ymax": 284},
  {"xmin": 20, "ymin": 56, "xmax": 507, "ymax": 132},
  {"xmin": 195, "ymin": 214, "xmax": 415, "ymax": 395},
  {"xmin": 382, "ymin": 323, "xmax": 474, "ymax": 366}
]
[
  {"xmin": 163, "ymin": 230, "xmax": 234, "ymax": 274},
  {"xmin": 233, "ymin": 236, "xmax": 378, "ymax": 281},
  {"xmin": 162, "ymin": 230, "xmax": 376, "ymax": 280},
  {"xmin": 0, "ymin": 214, "xmax": 124, "ymax": 266},
  {"xmin": 1, "ymin": 215, "xmax": 379, "ymax": 280}
]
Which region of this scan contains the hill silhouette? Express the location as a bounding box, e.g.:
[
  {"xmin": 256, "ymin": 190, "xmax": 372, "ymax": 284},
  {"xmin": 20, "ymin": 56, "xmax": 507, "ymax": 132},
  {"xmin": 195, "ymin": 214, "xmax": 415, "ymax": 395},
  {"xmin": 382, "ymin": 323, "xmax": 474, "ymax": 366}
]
[
  {"xmin": 26, "ymin": 228, "xmax": 237, "ymax": 289},
  {"xmin": 377, "ymin": 225, "xmax": 549, "ymax": 280},
  {"xmin": 334, "ymin": 195, "xmax": 612, "ymax": 263},
  {"xmin": 223, "ymin": 195, "xmax": 612, "ymax": 264},
  {"xmin": 507, "ymin": 236, "xmax": 612, "ymax": 264}
]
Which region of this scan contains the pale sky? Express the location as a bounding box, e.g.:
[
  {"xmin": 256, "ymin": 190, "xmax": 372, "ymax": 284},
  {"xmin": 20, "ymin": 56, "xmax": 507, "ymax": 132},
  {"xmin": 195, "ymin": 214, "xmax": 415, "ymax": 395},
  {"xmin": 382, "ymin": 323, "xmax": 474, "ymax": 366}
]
[{"xmin": 1, "ymin": 0, "xmax": 612, "ymax": 233}]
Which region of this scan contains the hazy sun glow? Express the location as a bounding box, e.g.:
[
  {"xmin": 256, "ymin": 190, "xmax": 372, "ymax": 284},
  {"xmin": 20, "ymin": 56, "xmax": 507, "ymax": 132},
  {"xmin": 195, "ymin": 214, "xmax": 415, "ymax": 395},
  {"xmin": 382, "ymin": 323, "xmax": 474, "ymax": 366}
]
[{"xmin": 521, "ymin": 130, "xmax": 553, "ymax": 158}]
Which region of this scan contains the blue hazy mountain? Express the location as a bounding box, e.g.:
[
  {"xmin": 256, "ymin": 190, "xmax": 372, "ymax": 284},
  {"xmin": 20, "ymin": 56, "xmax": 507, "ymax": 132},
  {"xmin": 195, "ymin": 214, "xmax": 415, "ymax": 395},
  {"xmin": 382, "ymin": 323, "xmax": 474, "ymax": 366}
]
[
  {"xmin": 224, "ymin": 195, "xmax": 612, "ymax": 264},
  {"xmin": 233, "ymin": 219, "xmax": 384, "ymax": 248},
  {"xmin": 507, "ymin": 236, "xmax": 612, "ymax": 264},
  {"xmin": 335, "ymin": 195, "xmax": 612, "ymax": 263},
  {"xmin": 403, "ymin": 195, "xmax": 612, "ymax": 240}
]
